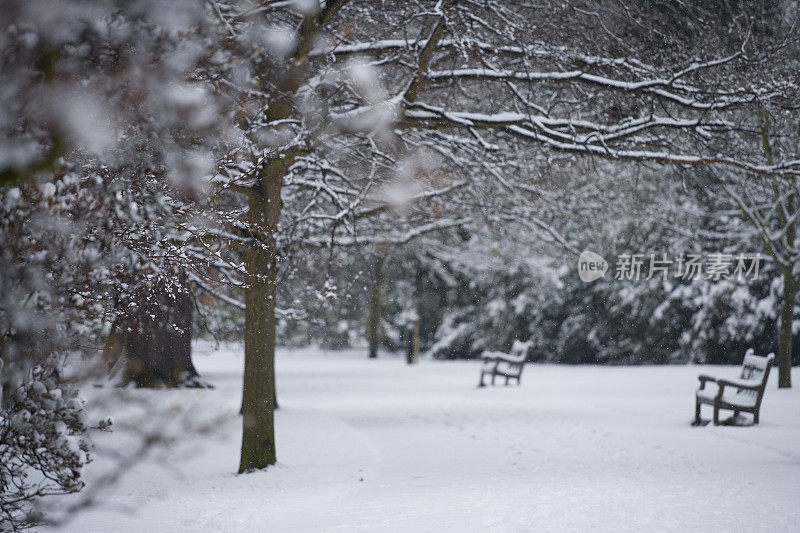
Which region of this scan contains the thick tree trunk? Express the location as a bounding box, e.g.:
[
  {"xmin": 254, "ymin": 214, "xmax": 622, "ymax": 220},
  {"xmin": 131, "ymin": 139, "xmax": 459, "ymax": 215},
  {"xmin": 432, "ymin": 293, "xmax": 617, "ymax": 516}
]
[
  {"xmin": 237, "ymin": 2, "xmax": 344, "ymax": 472},
  {"xmin": 239, "ymin": 369, "xmax": 278, "ymax": 415},
  {"xmin": 367, "ymin": 257, "xmax": 383, "ymax": 359},
  {"xmin": 105, "ymin": 283, "xmax": 206, "ymax": 388},
  {"xmin": 239, "ymin": 164, "xmax": 282, "ymax": 473},
  {"xmin": 1, "ymin": 376, "xmax": 11, "ymax": 410},
  {"xmin": 0, "ymin": 352, "xmax": 10, "ymax": 409},
  {"xmin": 777, "ymin": 271, "xmax": 795, "ymax": 389}
]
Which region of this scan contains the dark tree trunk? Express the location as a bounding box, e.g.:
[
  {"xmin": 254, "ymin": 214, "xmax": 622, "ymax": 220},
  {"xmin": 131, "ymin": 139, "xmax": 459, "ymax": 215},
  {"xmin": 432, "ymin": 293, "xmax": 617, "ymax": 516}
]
[
  {"xmin": 0, "ymin": 351, "xmax": 10, "ymax": 409},
  {"xmin": 236, "ymin": 3, "xmax": 346, "ymax": 473},
  {"xmin": 758, "ymin": 109, "xmax": 793, "ymax": 389},
  {"xmin": 239, "ymin": 161, "xmax": 282, "ymax": 473},
  {"xmin": 240, "ymin": 378, "xmax": 278, "ymax": 414},
  {"xmin": 367, "ymin": 257, "xmax": 384, "ymax": 359},
  {"xmin": 777, "ymin": 270, "xmax": 795, "ymax": 389},
  {"xmin": 405, "ymin": 320, "xmax": 419, "ymax": 365},
  {"xmin": 104, "ymin": 283, "xmax": 208, "ymax": 388},
  {"xmin": 1, "ymin": 377, "xmax": 11, "ymax": 410}
]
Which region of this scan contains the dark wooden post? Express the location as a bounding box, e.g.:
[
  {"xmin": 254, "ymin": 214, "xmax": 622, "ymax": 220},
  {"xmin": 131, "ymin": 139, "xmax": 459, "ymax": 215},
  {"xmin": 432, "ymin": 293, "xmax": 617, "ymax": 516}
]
[
  {"xmin": 367, "ymin": 257, "xmax": 384, "ymax": 359},
  {"xmin": 406, "ymin": 319, "xmax": 419, "ymax": 365}
]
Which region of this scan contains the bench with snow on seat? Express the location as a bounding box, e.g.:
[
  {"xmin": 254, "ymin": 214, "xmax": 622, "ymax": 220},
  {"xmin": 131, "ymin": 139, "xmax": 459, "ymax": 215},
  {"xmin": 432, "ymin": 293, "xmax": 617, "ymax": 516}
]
[
  {"xmin": 693, "ymin": 349, "xmax": 774, "ymax": 426},
  {"xmin": 478, "ymin": 340, "xmax": 532, "ymax": 387}
]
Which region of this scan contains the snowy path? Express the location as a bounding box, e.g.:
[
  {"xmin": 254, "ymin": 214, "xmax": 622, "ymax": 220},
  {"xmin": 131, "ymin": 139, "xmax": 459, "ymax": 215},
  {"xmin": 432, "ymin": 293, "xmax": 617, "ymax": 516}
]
[{"xmin": 57, "ymin": 343, "xmax": 800, "ymax": 532}]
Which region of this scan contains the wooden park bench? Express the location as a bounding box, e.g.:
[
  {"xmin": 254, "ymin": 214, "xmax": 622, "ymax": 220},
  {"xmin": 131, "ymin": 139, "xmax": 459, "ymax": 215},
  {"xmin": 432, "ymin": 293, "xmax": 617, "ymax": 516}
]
[
  {"xmin": 479, "ymin": 340, "xmax": 532, "ymax": 387},
  {"xmin": 694, "ymin": 349, "xmax": 774, "ymax": 426}
]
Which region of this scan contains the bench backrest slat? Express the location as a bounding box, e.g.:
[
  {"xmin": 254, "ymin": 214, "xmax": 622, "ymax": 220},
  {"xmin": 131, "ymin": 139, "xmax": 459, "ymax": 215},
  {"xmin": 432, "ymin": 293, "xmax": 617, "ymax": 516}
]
[
  {"xmin": 736, "ymin": 349, "xmax": 774, "ymax": 397},
  {"xmin": 509, "ymin": 340, "xmax": 532, "ymax": 362}
]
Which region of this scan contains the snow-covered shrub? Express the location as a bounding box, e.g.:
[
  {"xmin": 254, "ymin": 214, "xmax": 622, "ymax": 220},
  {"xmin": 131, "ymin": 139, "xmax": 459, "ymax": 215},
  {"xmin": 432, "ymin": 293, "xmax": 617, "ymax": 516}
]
[
  {"xmin": 0, "ymin": 364, "xmax": 90, "ymax": 530},
  {"xmin": 425, "ymin": 259, "xmax": 784, "ymax": 365},
  {"xmin": 421, "ymin": 167, "xmax": 796, "ymax": 365},
  {"xmin": 426, "ymin": 251, "xmax": 566, "ymax": 359},
  {"xmin": 667, "ymin": 270, "xmax": 779, "ymax": 364},
  {"xmin": 423, "ymin": 242, "xmax": 787, "ymax": 365},
  {"xmin": 1, "ymin": 0, "xmax": 228, "ymax": 520}
]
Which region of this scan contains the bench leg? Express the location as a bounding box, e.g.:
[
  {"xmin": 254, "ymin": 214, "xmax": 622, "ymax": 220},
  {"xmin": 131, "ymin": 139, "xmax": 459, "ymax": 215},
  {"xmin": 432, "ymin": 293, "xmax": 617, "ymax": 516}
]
[
  {"xmin": 753, "ymin": 410, "xmax": 759, "ymax": 424},
  {"xmin": 694, "ymin": 399, "xmax": 701, "ymax": 425},
  {"xmin": 713, "ymin": 403, "xmax": 720, "ymax": 425},
  {"xmin": 478, "ymin": 371, "xmax": 486, "ymax": 388},
  {"xmin": 504, "ymin": 376, "xmax": 509, "ymax": 385},
  {"xmin": 491, "ymin": 373, "xmax": 496, "ymax": 385}
]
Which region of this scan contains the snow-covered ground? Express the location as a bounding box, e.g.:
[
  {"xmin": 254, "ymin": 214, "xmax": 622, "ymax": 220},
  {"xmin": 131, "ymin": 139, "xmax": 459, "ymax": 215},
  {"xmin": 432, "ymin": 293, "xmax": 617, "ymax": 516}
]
[{"xmin": 56, "ymin": 342, "xmax": 800, "ymax": 532}]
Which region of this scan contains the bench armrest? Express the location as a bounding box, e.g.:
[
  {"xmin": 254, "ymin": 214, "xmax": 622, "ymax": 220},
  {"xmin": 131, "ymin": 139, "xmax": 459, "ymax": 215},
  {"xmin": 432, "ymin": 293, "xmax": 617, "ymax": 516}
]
[
  {"xmin": 717, "ymin": 377, "xmax": 763, "ymax": 390},
  {"xmin": 697, "ymin": 374, "xmax": 717, "ymax": 390},
  {"xmin": 481, "ymin": 351, "xmax": 498, "ymax": 363}
]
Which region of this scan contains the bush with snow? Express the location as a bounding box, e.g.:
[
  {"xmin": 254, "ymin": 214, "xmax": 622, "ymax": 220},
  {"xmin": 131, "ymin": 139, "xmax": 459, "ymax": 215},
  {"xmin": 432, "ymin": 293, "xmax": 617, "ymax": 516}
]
[{"xmin": 0, "ymin": 364, "xmax": 91, "ymax": 530}]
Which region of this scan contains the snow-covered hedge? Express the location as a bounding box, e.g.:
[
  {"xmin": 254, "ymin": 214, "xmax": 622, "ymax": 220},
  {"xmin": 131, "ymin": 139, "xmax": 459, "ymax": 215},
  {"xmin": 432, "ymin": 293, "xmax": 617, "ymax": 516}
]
[{"xmin": 426, "ymin": 254, "xmax": 784, "ymax": 365}]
